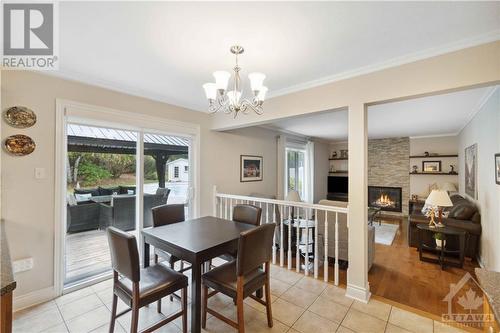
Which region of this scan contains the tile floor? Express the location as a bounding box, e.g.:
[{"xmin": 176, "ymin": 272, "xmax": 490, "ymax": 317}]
[{"xmin": 13, "ymin": 265, "xmax": 469, "ymax": 333}]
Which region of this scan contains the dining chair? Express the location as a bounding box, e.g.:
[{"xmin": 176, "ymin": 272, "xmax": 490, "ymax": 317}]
[
  {"xmin": 201, "ymin": 223, "xmax": 276, "ymax": 333},
  {"xmin": 151, "ymin": 204, "xmax": 191, "ymax": 306},
  {"xmin": 217, "ymin": 204, "xmax": 262, "ymax": 263},
  {"xmin": 232, "ymin": 204, "xmax": 262, "ymax": 226},
  {"xmin": 107, "ymin": 226, "xmax": 188, "ymax": 333}
]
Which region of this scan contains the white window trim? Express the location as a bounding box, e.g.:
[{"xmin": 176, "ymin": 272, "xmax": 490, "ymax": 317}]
[{"xmin": 54, "ymin": 99, "xmax": 200, "ymax": 296}]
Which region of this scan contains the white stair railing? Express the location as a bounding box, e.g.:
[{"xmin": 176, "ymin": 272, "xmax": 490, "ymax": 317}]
[{"xmin": 212, "ymin": 187, "xmax": 348, "ymax": 285}]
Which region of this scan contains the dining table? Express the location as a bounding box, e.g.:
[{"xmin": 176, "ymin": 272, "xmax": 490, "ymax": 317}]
[{"xmin": 142, "ymin": 215, "xmax": 256, "ymax": 333}]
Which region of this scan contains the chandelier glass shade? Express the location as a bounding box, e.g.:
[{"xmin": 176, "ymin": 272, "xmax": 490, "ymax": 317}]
[{"xmin": 203, "ymin": 45, "xmax": 267, "ymax": 117}]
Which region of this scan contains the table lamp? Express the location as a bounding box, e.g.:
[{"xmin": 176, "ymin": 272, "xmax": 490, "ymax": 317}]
[
  {"xmin": 285, "ymin": 190, "xmax": 302, "ymax": 221},
  {"xmin": 441, "ymin": 182, "xmax": 457, "ymax": 194},
  {"xmin": 425, "ymin": 190, "xmax": 453, "ymax": 228}
]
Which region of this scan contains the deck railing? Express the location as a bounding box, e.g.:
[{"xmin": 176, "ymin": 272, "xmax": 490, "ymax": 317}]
[{"xmin": 213, "ymin": 187, "xmax": 348, "ymax": 285}]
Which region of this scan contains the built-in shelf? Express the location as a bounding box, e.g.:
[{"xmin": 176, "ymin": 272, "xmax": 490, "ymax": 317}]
[
  {"xmin": 329, "ymin": 158, "xmax": 348, "ymax": 161},
  {"xmin": 409, "ymin": 154, "xmax": 458, "ymax": 158},
  {"xmin": 409, "ymin": 172, "xmax": 458, "ymax": 175},
  {"xmin": 330, "ymin": 171, "xmax": 348, "ymax": 174}
]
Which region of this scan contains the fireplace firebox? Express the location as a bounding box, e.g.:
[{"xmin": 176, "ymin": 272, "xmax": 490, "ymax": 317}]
[{"xmin": 368, "ymin": 186, "xmax": 402, "ymax": 212}]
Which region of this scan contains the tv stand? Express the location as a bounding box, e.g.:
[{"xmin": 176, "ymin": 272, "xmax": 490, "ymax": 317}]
[{"xmin": 327, "ymin": 192, "xmax": 348, "ymax": 202}]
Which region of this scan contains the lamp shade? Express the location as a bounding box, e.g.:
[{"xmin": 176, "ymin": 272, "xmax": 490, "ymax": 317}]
[
  {"xmin": 213, "ymin": 71, "xmax": 231, "ymax": 91},
  {"xmin": 248, "ymin": 72, "xmax": 266, "ymax": 91},
  {"xmin": 285, "ymin": 190, "xmax": 302, "ymax": 202},
  {"xmin": 202, "ymin": 83, "xmax": 217, "ymax": 100},
  {"xmin": 425, "ymin": 190, "xmax": 453, "ymax": 207},
  {"xmin": 441, "ymin": 182, "xmax": 457, "ymax": 193}
]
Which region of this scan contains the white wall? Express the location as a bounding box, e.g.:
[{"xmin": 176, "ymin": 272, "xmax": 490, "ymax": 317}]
[
  {"xmin": 409, "ymin": 136, "xmax": 459, "ymax": 197},
  {"xmin": 458, "ymin": 87, "xmax": 500, "ymax": 271},
  {"xmin": 1, "ymin": 71, "xmax": 278, "ymax": 304}
]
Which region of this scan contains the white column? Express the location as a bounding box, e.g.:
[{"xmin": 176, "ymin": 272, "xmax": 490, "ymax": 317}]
[{"xmin": 346, "ymin": 102, "xmax": 371, "ymax": 303}]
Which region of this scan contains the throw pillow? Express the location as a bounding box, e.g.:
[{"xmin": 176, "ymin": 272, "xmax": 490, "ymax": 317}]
[{"xmin": 75, "ymin": 193, "xmax": 92, "ymax": 202}]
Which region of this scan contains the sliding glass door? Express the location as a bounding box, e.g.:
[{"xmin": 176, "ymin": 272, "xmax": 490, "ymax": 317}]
[{"xmin": 64, "ymin": 122, "xmax": 192, "ymax": 287}]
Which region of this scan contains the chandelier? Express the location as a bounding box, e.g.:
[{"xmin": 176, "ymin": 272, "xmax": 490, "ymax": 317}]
[{"xmin": 203, "ymin": 45, "xmax": 267, "ymax": 117}]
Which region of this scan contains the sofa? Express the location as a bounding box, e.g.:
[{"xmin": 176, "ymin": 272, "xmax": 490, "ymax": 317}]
[
  {"xmin": 408, "ymin": 194, "xmax": 481, "ymax": 259},
  {"xmin": 67, "ymin": 201, "xmax": 101, "ymax": 233},
  {"xmin": 67, "ymin": 187, "xmax": 169, "ymax": 233},
  {"xmin": 317, "ymin": 200, "xmax": 375, "ymax": 271},
  {"xmin": 98, "ymin": 192, "xmax": 168, "ymax": 231}
]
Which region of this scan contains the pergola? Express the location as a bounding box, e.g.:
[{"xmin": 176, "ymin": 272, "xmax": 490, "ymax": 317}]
[{"xmin": 67, "ymin": 124, "xmax": 189, "ymax": 188}]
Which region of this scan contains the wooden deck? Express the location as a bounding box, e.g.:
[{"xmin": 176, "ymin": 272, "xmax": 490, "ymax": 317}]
[{"xmin": 65, "ymin": 230, "xmax": 114, "ymax": 284}]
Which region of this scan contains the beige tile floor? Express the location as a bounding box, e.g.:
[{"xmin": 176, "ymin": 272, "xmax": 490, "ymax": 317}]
[{"xmin": 14, "ymin": 265, "xmax": 469, "ymax": 333}]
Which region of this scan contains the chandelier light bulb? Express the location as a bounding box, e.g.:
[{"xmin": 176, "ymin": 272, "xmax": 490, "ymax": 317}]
[
  {"xmin": 257, "ymin": 86, "xmax": 268, "ymax": 102},
  {"xmin": 248, "ymin": 72, "xmax": 266, "ymax": 92},
  {"xmin": 202, "ymin": 83, "xmax": 217, "ymax": 100},
  {"xmin": 227, "ymin": 90, "xmax": 242, "ymax": 106},
  {"xmin": 213, "ymin": 71, "xmax": 231, "ymax": 91}
]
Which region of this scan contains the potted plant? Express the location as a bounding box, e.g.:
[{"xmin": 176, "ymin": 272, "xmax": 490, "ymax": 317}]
[{"xmin": 433, "ymin": 232, "xmax": 445, "ymax": 248}]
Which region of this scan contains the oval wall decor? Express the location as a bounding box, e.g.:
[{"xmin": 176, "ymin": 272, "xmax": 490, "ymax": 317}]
[
  {"xmin": 3, "ymin": 106, "xmax": 37, "ymax": 128},
  {"xmin": 4, "ymin": 135, "xmax": 36, "ymax": 156}
]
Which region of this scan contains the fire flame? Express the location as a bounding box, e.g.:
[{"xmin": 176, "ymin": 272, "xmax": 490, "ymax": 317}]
[{"xmin": 375, "ymin": 194, "xmax": 395, "ymax": 207}]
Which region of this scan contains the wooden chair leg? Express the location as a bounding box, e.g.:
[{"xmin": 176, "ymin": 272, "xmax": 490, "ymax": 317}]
[
  {"xmin": 264, "ymin": 265, "xmax": 273, "ymax": 328},
  {"xmin": 154, "ymin": 253, "xmax": 158, "ymax": 264},
  {"xmin": 109, "ymin": 294, "xmax": 118, "ymax": 333},
  {"xmin": 180, "ymin": 261, "xmax": 184, "ymax": 271},
  {"xmin": 236, "ymin": 276, "xmax": 245, "ymax": 333},
  {"xmin": 157, "ymin": 298, "xmax": 162, "ymax": 313},
  {"xmin": 169, "ymin": 260, "xmax": 175, "ymax": 301},
  {"xmin": 130, "ymin": 305, "xmax": 139, "ymax": 333},
  {"xmin": 182, "ymin": 287, "xmax": 188, "ymax": 333},
  {"xmin": 201, "ymin": 285, "xmax": 208, "ymax": 329}
]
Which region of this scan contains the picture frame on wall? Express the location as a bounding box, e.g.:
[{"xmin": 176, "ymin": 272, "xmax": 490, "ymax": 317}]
[
  {"xmin": 240, "ymin": 155, "xmax": 263, "ymax": 182},
  {"xmin": 495, "ymin": 153, "xmax": 500, "ymax": 185},
  {"xmin": 422, "ymin": 160, "xmax": 441, "ymax": 173},
  {"xmin": 465, "ymin": 143, "xmax": 478, "ymax": 199}
]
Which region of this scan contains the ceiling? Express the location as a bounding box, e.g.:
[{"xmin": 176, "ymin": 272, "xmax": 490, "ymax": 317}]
[
  {"xmin": 263, "ymin": 86, "xmax": 495, "ymax": 141},
  {"xmin": 55, "ymin": 2, "xmax": 500, "ymax": 112}
]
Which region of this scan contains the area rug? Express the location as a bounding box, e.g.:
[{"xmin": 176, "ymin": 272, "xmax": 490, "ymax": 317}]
[{"xmin": 373, "ymin": 223, "xmax": 399, "ymax": 245}]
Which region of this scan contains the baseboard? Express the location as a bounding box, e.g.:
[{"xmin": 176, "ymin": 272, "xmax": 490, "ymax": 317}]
[
  {"xmin": 345, "ymin": 283, "xmax": 372, "ymax": 303},
  {"xmin": 13, "ymin": 286, "xmax": 57, "ymax": 312}
]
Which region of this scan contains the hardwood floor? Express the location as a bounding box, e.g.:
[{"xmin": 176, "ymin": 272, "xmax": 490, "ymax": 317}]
[{"xmin": 366, "ymin": 216, "xmax": 481, "ymax": 318}]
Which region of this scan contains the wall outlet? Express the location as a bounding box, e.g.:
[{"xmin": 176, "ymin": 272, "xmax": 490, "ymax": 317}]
[{"xmin": 13, "ymin": 258, "xmax": 34, "ymax": 273}]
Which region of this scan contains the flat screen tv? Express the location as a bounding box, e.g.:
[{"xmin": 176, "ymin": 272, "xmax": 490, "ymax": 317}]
[{"xmin": 328, "ymin": 176, "xmax": 348, "ymax": 194}]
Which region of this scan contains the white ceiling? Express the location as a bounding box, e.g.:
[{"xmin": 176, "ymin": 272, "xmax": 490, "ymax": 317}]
[
  {"xmin": 56, "ymin": 2, "xmax": 500, "ymax": 112},
  {"xmin": 264, "ymin": 86, "xmax": 495, "ymax": 141}
]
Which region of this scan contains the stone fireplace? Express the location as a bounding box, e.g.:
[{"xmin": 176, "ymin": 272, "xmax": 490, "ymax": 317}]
[{"xmin": 368, "ymin": 186, "xmax": 403, "ymax": 212}]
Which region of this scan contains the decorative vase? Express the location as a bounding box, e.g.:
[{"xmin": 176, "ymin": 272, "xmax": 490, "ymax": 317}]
[{"xmin": 435, "ymin": 239, "xmax": 446, "ymax": 248}]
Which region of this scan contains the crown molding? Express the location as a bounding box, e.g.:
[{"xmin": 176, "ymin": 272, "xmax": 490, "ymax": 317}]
[
  {"xmin": 457, "ymin": 85, "xmax": 499, "ymax": 134},
  {"xmin": 36, "ymin": 69, "xmax": 207, "ymax": 113},
  {"xmin": 409, "ymin": 133, "xmax": 459, "ymax": 139},
  {"xmin": 268, "ymin": 30, "xmax": 500, "ymax": 99}
]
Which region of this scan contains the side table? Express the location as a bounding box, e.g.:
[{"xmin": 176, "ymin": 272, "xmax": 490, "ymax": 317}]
[{"xmin": 416, "ymin": 224, "xmax": 466, "ymax": 270}]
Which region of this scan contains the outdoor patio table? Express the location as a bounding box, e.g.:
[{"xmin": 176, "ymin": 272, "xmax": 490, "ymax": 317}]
[{"xmin": 142, "ymin": 216, "xmax": 256, "ymax": 333}]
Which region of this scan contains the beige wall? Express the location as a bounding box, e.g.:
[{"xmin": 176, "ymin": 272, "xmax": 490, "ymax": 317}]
[
  {"xmin": 409, "ymin": 136, "xmax": 459, "ymax": 197},
  {"xmin": 313, "ymin": 141, "xmax": 329, "ymax": 203},
  {"xmin": 458, "ymin": 87, "xmax": 500, "ymax": 270},
  {"xmin": 1, "ymin": 71, "xmax": 277, "ymax": 301}
]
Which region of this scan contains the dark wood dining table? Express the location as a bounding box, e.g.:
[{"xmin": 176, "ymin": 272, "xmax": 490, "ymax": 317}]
[{"xmin": 141, "ymin": 216, "xmax": 256, "ymax": 333}]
